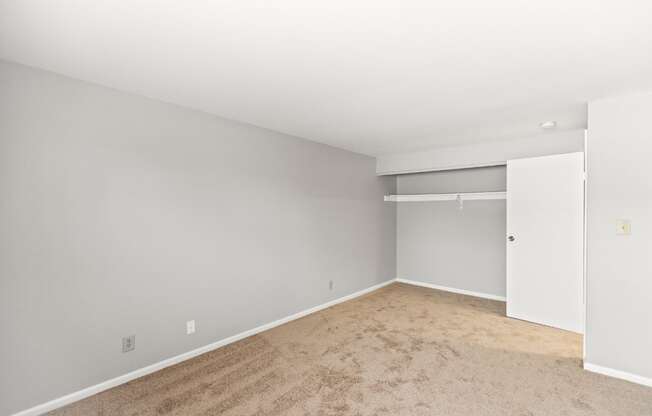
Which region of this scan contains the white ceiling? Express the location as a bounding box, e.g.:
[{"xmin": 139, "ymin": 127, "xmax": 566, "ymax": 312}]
[{"xmin": 1, "ymin": 1, "xmax": 651, "ymax": 156}]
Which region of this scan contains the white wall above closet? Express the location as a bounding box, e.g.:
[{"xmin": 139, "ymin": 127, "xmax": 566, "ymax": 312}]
[{"xmin": 377, "ymin": 129, "xmax": 584, "ymax": 175}]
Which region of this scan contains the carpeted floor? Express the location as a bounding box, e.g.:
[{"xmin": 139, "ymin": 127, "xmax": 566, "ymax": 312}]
[{"xmin": 49, "ymin": 283, "xmax": 652, "ymax": 415}]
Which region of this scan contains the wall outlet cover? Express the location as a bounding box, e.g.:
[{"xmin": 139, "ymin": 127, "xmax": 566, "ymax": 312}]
[
  {"xmin": 122, "ymin": 335, "xmax": 135, "ymax": 353},
  {"xmin": 186, "ymin": 320, "xmax": 196, "ymax": 335}
]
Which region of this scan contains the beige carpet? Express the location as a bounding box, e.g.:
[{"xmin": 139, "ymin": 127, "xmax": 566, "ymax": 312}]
[{"xmin": 49, "ymin": 283, "xmax": 652, "ymax": 415}]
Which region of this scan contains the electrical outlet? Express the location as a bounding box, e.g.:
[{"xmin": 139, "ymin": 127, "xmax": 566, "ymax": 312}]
[
  {"xmin": 329, "ymin": 280, "xmax": 334, "ymax": 290},
  {"xmin": 122, "ymin": 335, "xmax": 135, "ymax": 353},
  {"xmin": 186, "ymin": 320, "xmax": 196, "ymax": 335}
]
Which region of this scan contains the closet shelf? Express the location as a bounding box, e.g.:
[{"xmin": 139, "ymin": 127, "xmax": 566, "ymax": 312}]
[{"xmin": 384, "ymin": 191, "xmax": 506, "ymax": 202}]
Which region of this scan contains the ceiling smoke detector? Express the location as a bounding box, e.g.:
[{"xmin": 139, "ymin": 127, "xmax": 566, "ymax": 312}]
[{"xmin": 539, "ymin": 120, "xmax": 557, "ymax": 130}]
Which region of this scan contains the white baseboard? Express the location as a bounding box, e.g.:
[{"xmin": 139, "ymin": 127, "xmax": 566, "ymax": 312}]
[
  {"xmin": 396, "ymin": 278, "xmax": 506, "ymax": 302},
  {"xmin": 11, "ymin": 280, "xmax": 395, "ymax": 416},
  {"xmin": 584, "ymin": 362, "xmax": 652, "ymax": 387}
]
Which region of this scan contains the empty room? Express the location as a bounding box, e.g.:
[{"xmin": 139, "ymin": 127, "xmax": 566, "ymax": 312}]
[{"xmin": 1, "ymin": 1, "xmax": 651, "ymax": 415}]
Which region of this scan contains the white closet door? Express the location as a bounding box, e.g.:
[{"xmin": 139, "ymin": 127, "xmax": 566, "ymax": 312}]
[{"xmin": 506, "ymin": 152, "xmax": 584, "ymax": 333}]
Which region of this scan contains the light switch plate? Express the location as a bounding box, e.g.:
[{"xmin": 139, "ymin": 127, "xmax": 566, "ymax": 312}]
[
  {"xmin": 186, "ymin": 320, "xmax": 196, "ymax": 335},
  {"xmin": 616, "ymin": 219, "xmax": 631, "ymax": 235}
]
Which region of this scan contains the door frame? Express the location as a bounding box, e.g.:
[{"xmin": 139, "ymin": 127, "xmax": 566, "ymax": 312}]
[{"xmin": 582, "ymin": 130, "xmax": 588, "ymax": 359}]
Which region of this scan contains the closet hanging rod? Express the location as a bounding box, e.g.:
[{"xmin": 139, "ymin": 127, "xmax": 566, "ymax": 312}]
[{"xmin": 384, "ymin": 191, "xmax": 506, "ymax": 202}]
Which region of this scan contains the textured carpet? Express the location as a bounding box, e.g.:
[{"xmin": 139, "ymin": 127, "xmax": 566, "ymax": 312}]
[{"xmin": 49, "ymin": 283, "xmax": 652, "ymax": 415}]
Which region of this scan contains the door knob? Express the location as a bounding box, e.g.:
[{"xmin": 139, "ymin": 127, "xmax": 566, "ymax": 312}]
[{"xmin": 507, "ymin": 235, "xmax": 516, "ymax": 242}]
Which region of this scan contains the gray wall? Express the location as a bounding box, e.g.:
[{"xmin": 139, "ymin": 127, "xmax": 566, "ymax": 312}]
[
  {"xmin": 397, "ymin": 166, "xmax": 507, "ymax": 298},
  {"xmin": 586, "ymin": 92, "xmax": 652, "ymax": 379},
  {"xmin": 0, "ymin": 61, "xmax": 396, "ymax": 415}
]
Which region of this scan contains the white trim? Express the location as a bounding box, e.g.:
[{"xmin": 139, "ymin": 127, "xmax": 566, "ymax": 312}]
[
  {"xmin": 384, "ymin": 191, "xmax": 506, "ymax": 203},
  {"xmin": 582, "ymin": 129, "xmax": 588, "ymax": 359},
  {"xmin": 584, "ymin": 362, "xmax": 652, "ymax": 388},
  {"xmin": 10, "ymin": 280, "xmax": 395, "ymax": 416},
  {"xmin": 396, "ymin": 278, "xmax": 506, "ymax": 302}
]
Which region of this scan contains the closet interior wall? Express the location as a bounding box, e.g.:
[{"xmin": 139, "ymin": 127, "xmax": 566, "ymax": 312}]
[{"xmin": 396, "ymin": 166, "xmax": 507, "ymax": 298}]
